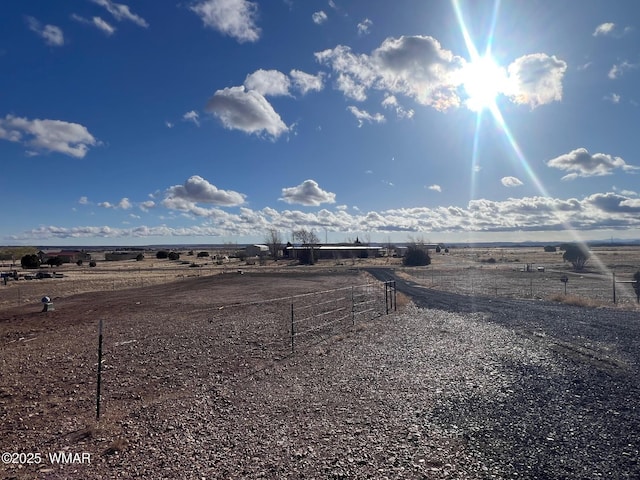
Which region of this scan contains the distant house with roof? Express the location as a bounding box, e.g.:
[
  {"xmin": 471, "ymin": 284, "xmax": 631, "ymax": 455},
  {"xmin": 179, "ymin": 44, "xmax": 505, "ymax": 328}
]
[
  {"xmin": 38, "ymin": 250, "xmax": 92, "ymax": 264},
  {"xmin": 283, "ymin": 243, "xmax": 383, "ymax": 260}
]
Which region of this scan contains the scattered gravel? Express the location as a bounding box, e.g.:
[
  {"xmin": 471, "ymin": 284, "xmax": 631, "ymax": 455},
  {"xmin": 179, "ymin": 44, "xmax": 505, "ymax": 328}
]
[{"xmin": 2, "ymin": 270, "xmax": 640, "ymax": 479}]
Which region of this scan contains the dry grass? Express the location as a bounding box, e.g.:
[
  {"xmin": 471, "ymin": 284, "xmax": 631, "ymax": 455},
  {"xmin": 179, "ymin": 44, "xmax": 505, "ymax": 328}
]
[{"xmin": 548, "ymin": 293, "xmax": 605, "ymax": 308}]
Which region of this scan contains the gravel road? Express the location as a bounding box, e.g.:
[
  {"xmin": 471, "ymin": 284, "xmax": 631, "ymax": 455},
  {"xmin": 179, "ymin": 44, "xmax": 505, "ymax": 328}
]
[{"xmin": 366, "ymin": 267, "xmax": 640, "ymax": 479}]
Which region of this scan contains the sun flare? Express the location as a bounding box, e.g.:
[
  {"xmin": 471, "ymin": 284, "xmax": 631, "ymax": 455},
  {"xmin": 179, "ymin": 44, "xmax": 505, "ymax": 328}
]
[{"xmin": 461, "ymin": 55, "xmax": 508, "ymax": 112}]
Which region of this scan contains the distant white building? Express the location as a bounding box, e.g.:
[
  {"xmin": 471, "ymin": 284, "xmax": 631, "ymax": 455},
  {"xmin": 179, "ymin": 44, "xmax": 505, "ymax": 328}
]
[{"xmin": 245, "ymin": 244, "xmax": 269, "ymax": 257}]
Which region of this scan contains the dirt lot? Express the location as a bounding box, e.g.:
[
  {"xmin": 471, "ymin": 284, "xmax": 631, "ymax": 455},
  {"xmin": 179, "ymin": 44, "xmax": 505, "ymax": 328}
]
[
  {"xmin": 1, "ymin": 246, "xmax": 639, "ymax": 478},
  {"xmin": 0, "ymin": 269, "xmax": 387, "ymax": 479}
]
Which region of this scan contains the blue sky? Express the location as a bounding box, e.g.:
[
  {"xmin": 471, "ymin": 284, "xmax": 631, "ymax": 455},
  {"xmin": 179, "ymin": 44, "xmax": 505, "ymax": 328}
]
[{"xmin": 1, "ymin": 0, "xmax": 639, "ymax": 246}]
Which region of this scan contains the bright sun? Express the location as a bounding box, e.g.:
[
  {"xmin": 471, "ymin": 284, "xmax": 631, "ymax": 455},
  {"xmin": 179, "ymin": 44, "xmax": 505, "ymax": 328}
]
[{"xmin": 461, "ymin": 55, "xmax": 508, "ymax": 112}]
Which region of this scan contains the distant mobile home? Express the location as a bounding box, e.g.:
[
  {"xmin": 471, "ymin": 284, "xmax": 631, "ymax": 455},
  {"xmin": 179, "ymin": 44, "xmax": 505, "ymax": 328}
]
[{"xmin": 245, "ymin": 245, "xmax": 270, "ymax": 257}]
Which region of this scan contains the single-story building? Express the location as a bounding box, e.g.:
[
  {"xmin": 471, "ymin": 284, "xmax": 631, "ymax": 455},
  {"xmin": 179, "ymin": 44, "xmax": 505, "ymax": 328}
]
[
  {"xmin": 245, "ymin": 244, "xmax": 270, "ymax": 257},
  {"xmin": 38, "ymin": 250, "xmax": 92, "ymax": 264},
  {"xmin": 284, "ymin": 245, "xmax": 384, "ymax": 260}
]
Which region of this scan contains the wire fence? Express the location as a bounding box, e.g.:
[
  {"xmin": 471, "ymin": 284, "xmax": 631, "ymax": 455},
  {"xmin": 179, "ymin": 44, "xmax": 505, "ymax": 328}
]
[
  {"xmin": 92, "ymin": 279, "xmax": 397, "ymax": 419},
  {"xmin": 401, "ymin": 267, "xmax": 639, "ymax": 305},
  {"xmin": 205, "ymin": 281, "xmax": 397, "ymax": 360}
]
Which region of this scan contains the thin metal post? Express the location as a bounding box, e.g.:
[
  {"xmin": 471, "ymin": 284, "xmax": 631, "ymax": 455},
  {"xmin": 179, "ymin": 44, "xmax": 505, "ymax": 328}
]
[
  {"xmin": 613, "ymin": 272, "xmax": 616, "ymax": 304},
  {"xmin": 351, "ymin": 286, "xmax": 355, "ymax": 325},
  {"xmin": 385, "ymin": 282, "xmax": 389, "ymax": 315},
  {"xmin": 96, "ymin": 319, "xmax": 103, "ymax": 421},
  {"xmin": 393, "ymin": 281, "xmax": 397, "ymax": 311},
  {"xmin": 290, "ymin": 303, "xmax": 294, "ymax": 353}
]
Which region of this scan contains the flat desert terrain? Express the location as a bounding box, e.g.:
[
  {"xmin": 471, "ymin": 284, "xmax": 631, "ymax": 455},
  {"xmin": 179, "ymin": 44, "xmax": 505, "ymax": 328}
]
[{"xmin": 1, "ymin": 245, "xmax": 639, "ymax": 478}]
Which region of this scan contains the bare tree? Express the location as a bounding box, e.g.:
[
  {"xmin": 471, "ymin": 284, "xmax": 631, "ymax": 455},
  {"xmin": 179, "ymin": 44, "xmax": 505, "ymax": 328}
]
[
  {"xmin": 293, "ymin": 229, "xmax": 319, "ymax": 245},
  {"xmin": 293, "ymin": 229, "xmax": 320, "ymax": 265},
  {"xmin": 264, "ymin": 228, "xmax": 283, "ymax": 260}
]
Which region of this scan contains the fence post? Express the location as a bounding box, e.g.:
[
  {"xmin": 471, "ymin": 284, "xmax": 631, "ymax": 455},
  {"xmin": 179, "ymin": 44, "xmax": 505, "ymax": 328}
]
[
  {"xmin": 96, "ymin": 319, "xmax": 103, "ymax": 421},
  {"xmin": 351, "ymin": 286, "xmax": 355, "ymax": 325},
  {"xmin": 393, "ymin": 281, "xmax": 397, "ymax": 311},
  {"xmin": 385, "ymin": 282, "xmax": 389, "ymax": 315},
  {"xmin": 613, "ymin": 272, "xmax": 616, "ymax": 304},
  {"xmin": 290, "ymin": 303, "xmax": 294, "ymax": 353}
]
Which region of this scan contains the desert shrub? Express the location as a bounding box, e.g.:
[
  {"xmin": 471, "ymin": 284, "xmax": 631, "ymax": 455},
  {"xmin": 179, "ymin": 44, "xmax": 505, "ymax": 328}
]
[
  {"xmin": 562, "ymin": 243, "xmax": 590, "ymax": 271},
  {"xmin": 168, "ymin": 251, "xmax": 180, "ymax": 261},
  {"xmin": 403, "ymin": 245, "xmax": 431, "ymax": 267},
  {"xmin": 544, "ymin": 245, "xmax": 557, "ymax": 252},
  {"xmin": 197, "ymin": 251, "xmax": 210, "ymax": 257},
  {"xmin": 46, "ymin": 257, "xmax": 64, "ymax": 267},
  {"xmin": 21, "ymin": 254, "xmax": 41, "ymax": 269},
  {"xmin": 136, "ymin": 253, "xmax": 144, "ymax": 261},
  {"xmin": 298, "ymin": 248, "xmax": 316, "ymax": 265},
  {"xmin": 435, "ymin": 245, "xmax": 441, "ymax": 253},
  {"xmin": 156, "ymin": 250, "xmax": 169, "ymax": 259},
  {"xmin": 76, "ymin": 259, "xmax": 83, "ymax": 266},
  {"xmin": 89, "ymin": 260, "xmax": 97, "ymax": 267}
]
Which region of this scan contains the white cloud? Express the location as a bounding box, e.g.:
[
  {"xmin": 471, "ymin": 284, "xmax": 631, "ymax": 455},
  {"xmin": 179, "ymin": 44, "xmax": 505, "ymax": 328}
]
[
  {"xmin": 316, "ymin": 35, "xmax": 466, "ymax": 111},
  {"xmin": 164, "ymin": 176, "xmax": 246, "ymax": 210},
  {"xmin": 604, "ymin": 93, "xmax": 621, "ymax": 104},
  {"xmin": 428, "ymin": 184, "xmax": 442, "ymax": 192},
  {"xmin": 347, "ymin": 106, "xmax": 385, "ymax": 127},
  {"xmin": 608, "ymin": 61, "xmax": 636, "ymax": 80},
  {"xmin": 79, "ymin": 196, "xmax": 89, "ymax": 205},
  {"xmin": 0, "ymin": 114, "xmax": 98, "ymax": 158},
  {"xmin": 183, "ymin": 110, "xmax": 200, "ymax": 126},
  {"xmin": 506, "ymin": 53, "xmax": 567, "ymax": 108},
  {"xmin": 312, "ymin": 11, "xmax": 328, "ymax": 25},
  {"xmin": 372, "ymin": 36, "xmax": 465, "ymax": 110},
  {"xmin": 290, "ymin": 70, "xmax": 324, "ymax": 94},
  {"xmin": 98, "ymin": 198, "xmax": 132, "ymax": 209},
  {"xmin": 381, "ymin": 94, "xmax": 414, "ymax": 119},
  {"xmin": 593, "ymin": 22, "xmax": 616, "ymax": 36},
  {"xmin": 205, "ymin": 86, "xmax": 288, "ymax": 138},
  {"xmin": 165, "ymin": 121, "xmax": 174, "ymax": 128},
  {"xmin": 118, "ymin": 198, "xmax": 132, "ymax": 209},
  {"xmin": 501, "ymin": 176, "xmax": 523, "ymax": 187},
  {"xmin": 357, "ymin": 18, "xmax": 372, "ymax": 35},
  {"xmin": 92, "ymin": 16, "xmax": 116, "ymax": 35},
  {"xmin": 15, "ymin": 190, "xmax": 640, "ymax": 242},
  {"xmin": 91, "ymin": 0, "xmax": 148, "ymax": 27},
  {"xmin": 139, "ymin": 200, "xmax": 156, "ymax": 212},
  {"xmin": 547, "ymin": 148, "xmax": 639, "ymax": 179},
  {"xmin": 593, "ymin": 22, "xmax": 632, "ymax": 38},
  {"xmin": 71, "ymin": 14, "xmax": 116, "ymax": 35},
  {"xmin": 26, "ymin": 17, "xmax": 64, "ymax": 46},
  {"xmin": 244, "ymin": 69, "xmax": 291, "ymax": 96},
  {"xmin": 190, "ymin": 0, "xmax": 260, "ymax": 43},
  {"xmin": 280, "ymin": 179, "xmax": 336, "ymax": 206}
]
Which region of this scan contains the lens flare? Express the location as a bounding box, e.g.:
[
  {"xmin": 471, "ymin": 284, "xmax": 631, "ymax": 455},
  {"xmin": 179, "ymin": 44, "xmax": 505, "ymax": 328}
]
[{"xmin": 451, "ymin": 0, "xmax": 630, "ymax": 298}]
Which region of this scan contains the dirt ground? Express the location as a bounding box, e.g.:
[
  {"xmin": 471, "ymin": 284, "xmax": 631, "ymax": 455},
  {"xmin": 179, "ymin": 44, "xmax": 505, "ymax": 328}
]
[
  {"xmin": 1, "ymin": 247, "xmax": 640, "ymax": 478},
  {"xmin": 1, "ymin": 269, "xmax": 380, "ymax": 479}
]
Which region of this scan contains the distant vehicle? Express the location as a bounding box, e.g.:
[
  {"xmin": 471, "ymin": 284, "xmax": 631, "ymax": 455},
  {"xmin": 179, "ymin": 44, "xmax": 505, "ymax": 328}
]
[
  {"xmin": 36, "ymin": 272, "xmax": 54, "ymax": 279},
  {"xmin": 537, "ymin": 266, "xmax": 545, "ymax": 272}
]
